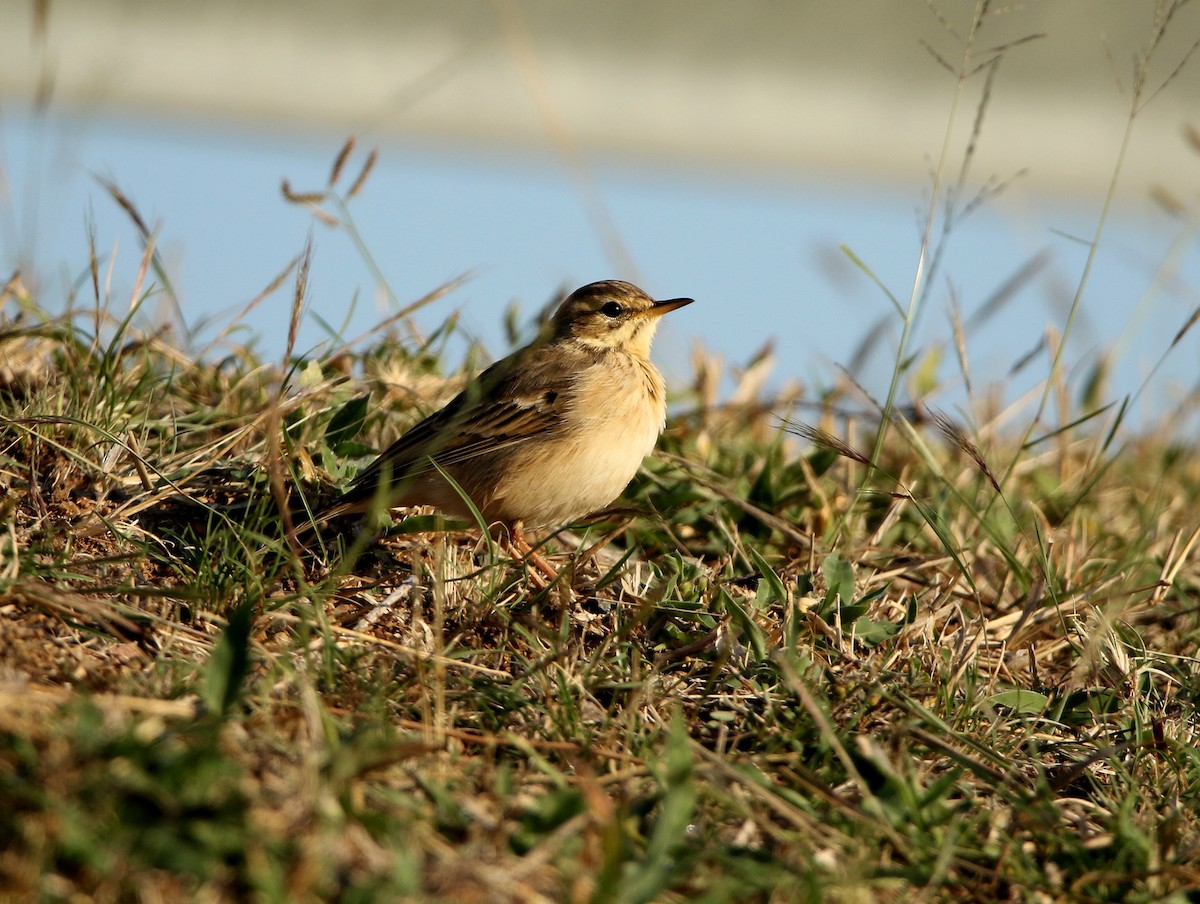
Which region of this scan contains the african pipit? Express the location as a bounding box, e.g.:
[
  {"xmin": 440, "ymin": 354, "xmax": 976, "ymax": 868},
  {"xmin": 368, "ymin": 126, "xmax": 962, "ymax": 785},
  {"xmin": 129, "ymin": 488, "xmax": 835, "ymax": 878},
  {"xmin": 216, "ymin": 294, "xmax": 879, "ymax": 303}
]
[{"xmin": 314, "ymin": 279, "xmax": 692, "ymax": 553}]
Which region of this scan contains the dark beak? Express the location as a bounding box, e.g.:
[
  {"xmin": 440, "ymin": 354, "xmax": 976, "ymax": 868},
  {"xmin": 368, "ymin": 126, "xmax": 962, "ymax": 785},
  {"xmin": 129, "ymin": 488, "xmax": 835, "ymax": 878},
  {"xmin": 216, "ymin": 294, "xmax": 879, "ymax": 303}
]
[{"xmin": 644, "ymin": 297, "xmax": 694, "ymax": 318}]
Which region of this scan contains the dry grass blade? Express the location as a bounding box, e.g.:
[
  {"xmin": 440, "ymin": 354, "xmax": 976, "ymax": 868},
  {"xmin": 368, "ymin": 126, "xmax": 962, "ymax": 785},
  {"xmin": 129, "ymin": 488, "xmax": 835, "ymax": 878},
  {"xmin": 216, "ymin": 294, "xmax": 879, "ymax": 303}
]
[
  {"xmin": 284, "ymin": 239, "xmax": 312, "ymax": 367},
  {"xmin": 781, "ymin": 419, "xmax": 873, "ymax": 467},
  {"xmin": 1170, "ymin": 304, "xmax": 1200, "ymax": 348},
  {"xmin": 194, "ymin": 254, "xmax": 301, "ymax": 360},
  {"xmin": 347, "ymin": 148, "xmax": 378, "ymax": 199},
  {"xmin": 93, "ymin": 173, "xmax": 152, "ymax": 238},
  {"xmin": 660, "ymin": 451, "xmax": 813, "ymax": 549},
  {"xmin": 919, "ymin": 37, "xmax": 959, "ymax": 76},
  {"xmin": 92, "ymin": 174, "xmax": 181, "ymax": 324},
  {"xmin": 329, "ymin": 136, "xmax": 357, "ymax": 186},
  {"xmin": 930, "ymin": 409, "xmax": 1001, "ymax": 492},
  {"xmin": 948, "ymin": 286, "xmax": 969, "ymax": 399},
  {"xmin": 280, "ymin": 178, "xmax": 325, "ymax": 205},
  {"xmin": 326, "ymin": 273, "xmax": 472, "ymax": 358},
  {"xmin": 11, "ymin": 580, "xmax": 148, "ymax": 642},
  {"xmin": 965, "ymin": 250, "xmax": 1052, "ymax": 332}
]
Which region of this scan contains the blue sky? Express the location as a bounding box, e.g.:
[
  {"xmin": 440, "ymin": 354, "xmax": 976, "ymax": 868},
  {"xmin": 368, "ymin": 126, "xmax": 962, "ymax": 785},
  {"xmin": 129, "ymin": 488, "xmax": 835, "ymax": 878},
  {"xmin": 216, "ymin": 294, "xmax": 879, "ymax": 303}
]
[{"xmin": 3, "ymin": 110, "xmax": 1197, "ymax": 432}]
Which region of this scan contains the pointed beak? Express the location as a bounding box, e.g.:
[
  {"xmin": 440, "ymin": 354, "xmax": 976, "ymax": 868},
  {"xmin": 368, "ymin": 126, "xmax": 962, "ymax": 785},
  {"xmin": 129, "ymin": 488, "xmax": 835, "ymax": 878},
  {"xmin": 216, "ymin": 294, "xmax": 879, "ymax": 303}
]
[{"xmin": 642, "ymin": 296, "xmax": 694, "ymax": 318}]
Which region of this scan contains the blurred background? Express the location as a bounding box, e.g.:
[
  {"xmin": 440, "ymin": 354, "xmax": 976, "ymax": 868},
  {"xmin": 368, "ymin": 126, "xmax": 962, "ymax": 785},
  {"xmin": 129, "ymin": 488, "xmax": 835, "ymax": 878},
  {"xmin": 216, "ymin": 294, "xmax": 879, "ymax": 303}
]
[{"xmin": 2, "ymin": 1, "xmax": 1199, "ymax": 427}]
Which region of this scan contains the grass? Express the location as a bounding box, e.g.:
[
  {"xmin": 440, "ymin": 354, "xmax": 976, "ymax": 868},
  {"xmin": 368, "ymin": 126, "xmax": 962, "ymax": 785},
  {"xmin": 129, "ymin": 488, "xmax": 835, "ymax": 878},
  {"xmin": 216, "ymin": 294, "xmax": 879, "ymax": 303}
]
[{"xmin": 4, "ymin": 4, "xmax": 1200, "ymax": 902}]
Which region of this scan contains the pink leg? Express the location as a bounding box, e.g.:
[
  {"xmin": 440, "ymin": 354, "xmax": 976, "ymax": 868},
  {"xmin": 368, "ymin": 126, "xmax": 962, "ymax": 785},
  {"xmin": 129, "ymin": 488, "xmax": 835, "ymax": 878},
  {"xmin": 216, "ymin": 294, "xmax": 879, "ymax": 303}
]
[{"xmin": 509, "ymin": 522, "xmax": 561, "ymax": 586}]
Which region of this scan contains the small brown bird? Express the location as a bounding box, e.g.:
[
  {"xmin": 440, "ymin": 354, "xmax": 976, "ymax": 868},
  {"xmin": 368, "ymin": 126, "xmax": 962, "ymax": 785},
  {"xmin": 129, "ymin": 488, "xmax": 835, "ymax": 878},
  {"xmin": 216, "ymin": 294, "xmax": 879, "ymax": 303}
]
[{"xmin": 315, "ymin": 280, "xmax": 692, "ymax": 551}]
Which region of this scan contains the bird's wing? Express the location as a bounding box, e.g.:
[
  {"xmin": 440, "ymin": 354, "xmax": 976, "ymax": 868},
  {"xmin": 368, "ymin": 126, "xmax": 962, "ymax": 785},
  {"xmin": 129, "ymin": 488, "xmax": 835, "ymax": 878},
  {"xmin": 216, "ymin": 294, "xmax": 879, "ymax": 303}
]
[{"xmin": 344, "ymin": 347, "xmax": 575, "ymax": 494}]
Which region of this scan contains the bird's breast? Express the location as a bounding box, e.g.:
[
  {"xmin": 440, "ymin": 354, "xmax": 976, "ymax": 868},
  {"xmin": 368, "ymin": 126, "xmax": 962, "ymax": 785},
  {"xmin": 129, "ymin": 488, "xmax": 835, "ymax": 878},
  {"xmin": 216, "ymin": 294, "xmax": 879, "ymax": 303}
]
[{"xmin": 490, "ymin": 353, "xmax": 667, "ymax": 528}]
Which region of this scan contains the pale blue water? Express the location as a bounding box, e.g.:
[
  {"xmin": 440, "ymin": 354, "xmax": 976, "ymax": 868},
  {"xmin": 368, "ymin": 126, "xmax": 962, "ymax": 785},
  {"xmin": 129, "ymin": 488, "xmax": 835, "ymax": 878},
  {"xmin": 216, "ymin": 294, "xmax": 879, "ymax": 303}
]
[{"xmin": 3, "ymin": 110, "xmax": 1197, "ymax": 434}]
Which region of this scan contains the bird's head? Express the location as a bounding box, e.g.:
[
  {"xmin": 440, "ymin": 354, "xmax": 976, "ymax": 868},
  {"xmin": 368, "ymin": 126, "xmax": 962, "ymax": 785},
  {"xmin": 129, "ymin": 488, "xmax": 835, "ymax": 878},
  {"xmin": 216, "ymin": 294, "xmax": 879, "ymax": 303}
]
[{"xmin": 551, "ymin": 280, "xmax": 693, "ymax": 357}]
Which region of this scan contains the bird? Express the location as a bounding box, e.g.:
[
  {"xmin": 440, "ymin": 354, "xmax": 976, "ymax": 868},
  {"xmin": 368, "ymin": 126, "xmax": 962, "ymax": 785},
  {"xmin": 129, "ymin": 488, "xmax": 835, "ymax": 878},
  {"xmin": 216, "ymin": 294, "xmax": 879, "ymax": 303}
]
[{"xmin": 306, "ymin": 279, "xmax": 692, "ymax": 559}]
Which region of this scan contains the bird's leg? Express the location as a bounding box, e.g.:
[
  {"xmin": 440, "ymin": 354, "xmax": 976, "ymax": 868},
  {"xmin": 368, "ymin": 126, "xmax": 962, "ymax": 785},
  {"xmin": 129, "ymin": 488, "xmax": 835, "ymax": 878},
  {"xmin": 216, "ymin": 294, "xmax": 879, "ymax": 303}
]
[{"xmin": 508, "ymin": 521, "xmax": 562, "ymax": 586}]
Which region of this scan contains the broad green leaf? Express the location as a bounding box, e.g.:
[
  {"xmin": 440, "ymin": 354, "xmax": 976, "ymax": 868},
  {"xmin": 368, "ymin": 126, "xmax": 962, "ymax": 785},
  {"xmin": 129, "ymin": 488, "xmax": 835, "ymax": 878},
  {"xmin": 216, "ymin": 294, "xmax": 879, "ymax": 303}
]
[
  {"xmin": 718, "ymin": 587, "xmax": 767, "ymax": 661},
  {"xmin": 822, "ymin": 553, "xmax": 855, "ymax": 609},
  {"xmin": 324, "ymin": 393, "xmax": 370, "ymax": 449},
  {"xmin": 986, "ymin": 690, "xmax": 1050, "ymax": 716},
  {"xmin": 852, "ymin": 615, "xmax": 901, "ymax": 646},
  {"xmin": 201, "ymin": 601, "xmax": 255, "ymax": 718}
]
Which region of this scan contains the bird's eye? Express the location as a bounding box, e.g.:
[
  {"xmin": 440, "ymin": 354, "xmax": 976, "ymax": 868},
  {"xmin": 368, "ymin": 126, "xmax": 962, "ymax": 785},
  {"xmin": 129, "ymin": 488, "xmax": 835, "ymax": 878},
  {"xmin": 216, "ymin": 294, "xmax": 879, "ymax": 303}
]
[{"xmin": 600, "ymin": 301, "xmax": 623, "ymax": 318}]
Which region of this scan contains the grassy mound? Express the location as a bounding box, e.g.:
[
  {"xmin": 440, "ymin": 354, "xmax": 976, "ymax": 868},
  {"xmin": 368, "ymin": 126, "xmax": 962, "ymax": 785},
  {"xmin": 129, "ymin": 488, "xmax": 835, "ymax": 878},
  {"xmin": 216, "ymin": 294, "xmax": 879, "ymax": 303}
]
[{"xmin": 2, "ymin": 247, "xmax": 1199, "ymax": 902}]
